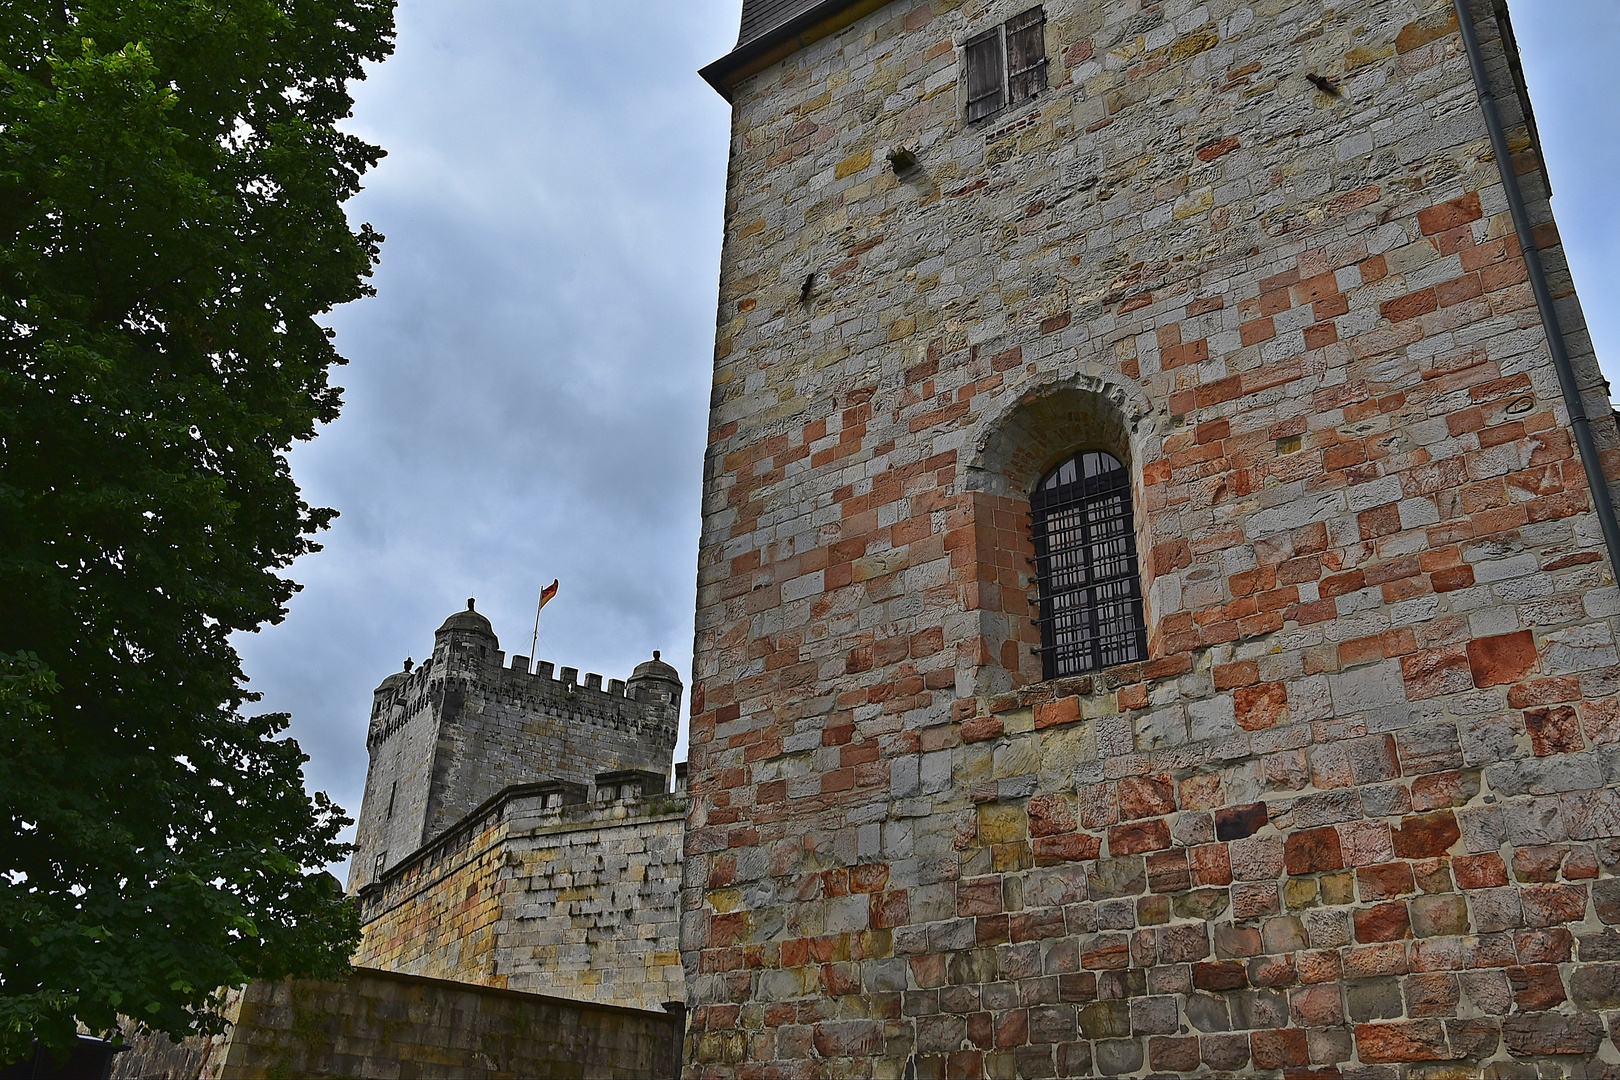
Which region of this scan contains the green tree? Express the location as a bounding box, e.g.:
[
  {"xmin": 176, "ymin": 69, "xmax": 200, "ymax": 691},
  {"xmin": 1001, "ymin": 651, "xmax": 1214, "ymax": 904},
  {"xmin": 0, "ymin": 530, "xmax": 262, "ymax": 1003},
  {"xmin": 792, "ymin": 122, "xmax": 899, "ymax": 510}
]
[{"xmin": 0, "ymin": 0, "xmax": 394, "ymax": 1059}]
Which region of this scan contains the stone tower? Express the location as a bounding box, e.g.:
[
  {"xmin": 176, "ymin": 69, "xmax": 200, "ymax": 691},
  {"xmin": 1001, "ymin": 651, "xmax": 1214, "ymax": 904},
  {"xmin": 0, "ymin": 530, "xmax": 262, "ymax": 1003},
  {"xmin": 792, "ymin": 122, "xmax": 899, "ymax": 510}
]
[
  {"xmin": 348, "ymin": 599, "xmax": 681, "ymax": 891},
  {"xmin": 686, "ymin": 0, "xmax": 1620, "ymax": 1076}
]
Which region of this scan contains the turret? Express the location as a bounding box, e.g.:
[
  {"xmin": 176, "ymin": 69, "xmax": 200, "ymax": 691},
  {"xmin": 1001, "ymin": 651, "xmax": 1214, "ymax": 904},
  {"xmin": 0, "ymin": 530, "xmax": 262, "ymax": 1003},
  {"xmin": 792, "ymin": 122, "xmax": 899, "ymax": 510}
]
[
  {"xmin": 433, "ymin": 598, "xmax": 498, "ymax": 678},
  {"xmin": 368, "ymin": 657, "xmax": 413, "ymax": 742},
  {"xmin": 625, "ymin": 649, "xmax": 683, "ymax": 714}
]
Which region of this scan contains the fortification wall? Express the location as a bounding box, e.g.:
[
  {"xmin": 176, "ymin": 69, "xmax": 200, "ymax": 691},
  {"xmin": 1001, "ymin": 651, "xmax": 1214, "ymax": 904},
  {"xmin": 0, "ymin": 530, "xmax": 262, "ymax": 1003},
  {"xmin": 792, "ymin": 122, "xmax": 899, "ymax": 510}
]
[
  {"xmin": 424, "ymin": 660, "xmax": 680, "ymax": 842},
  {"xmin": 350, "ymin": 648, "xmax": 680, "ymax": 891},
  {"xmin": 356, "ymin": 785, "xmax": 687, "ymax": 1013},
  {"xmin": 686, "ymin": 0, "xmax": 1620, "ymax": 1076},
  {"xmin": 111, "ymin": 969, "xmax": 682, "ymax": 1080}
]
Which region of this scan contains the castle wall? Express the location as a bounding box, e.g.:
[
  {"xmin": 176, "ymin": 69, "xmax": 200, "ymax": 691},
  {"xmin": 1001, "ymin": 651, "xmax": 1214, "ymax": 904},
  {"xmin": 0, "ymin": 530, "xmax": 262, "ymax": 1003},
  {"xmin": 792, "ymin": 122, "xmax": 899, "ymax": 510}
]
[
  {"xmin": 349, "ymin": 646, "xmax": 681, "ymax": 892},
  {"xmin": 355, "ymin": 785, "xmax": 687, "ymax": 1014},
  {"xmin": 349, "ymin": 685, "xmax": 439, "ymax": 890},
  {"xmin": 112, "ymin": 968, "xmax": 683, "ymax": 1080},
  {"xmin": 686, "ymin": 0, "xmax": 1620, "ymax": 1076},
  {"xmin": 423, "ymin": 663, "xmax": 681, "ymax": 844}
]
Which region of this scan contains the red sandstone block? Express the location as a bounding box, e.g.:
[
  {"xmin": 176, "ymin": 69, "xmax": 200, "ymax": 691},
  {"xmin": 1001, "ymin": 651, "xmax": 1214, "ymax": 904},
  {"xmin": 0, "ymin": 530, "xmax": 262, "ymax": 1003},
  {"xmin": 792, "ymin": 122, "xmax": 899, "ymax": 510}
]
[
  {"xmin": 1032, "ymin": 833, "xmax": 1100, "ymax": 866},
  {"xmin": 1191, "ymin": 844, "xmax": 1233, "ymax": 886},
  {"xmin": 1192, "ymin": 961, "xmax": 1248, "ymax": 991},
  {"xmin": 1033, "ymin": 697, "xmax": 1081, "ymax": 729},
  {"xmin": 1392, "ymin": 812, "xmax": 1461, "ymax": 859},
  {"xmin": 1521, "ymin": 883, "xmax": 1588, "ymax": 927},
  {"xmin": 1118, "ymin": 775, "xmax": 1176, "ymax": 820},
  {"xmin": 1109, "ymin": 819, "xmax": 1171, "ymax": 856},
  {"xmin": 1028, "ymin": 795, "xmax": 1075, "ymax": 838},
  {"xmin": 869, "ymin": 890, "xmax": 908, "ymax": 929},
  {"xmin": 960, "ymin": 716, "xmax": 1003, "ymax": 744},
  {"xmin": 1197, "ymin": 136, "xmax": 1241, "ymax": 162},
  {"xmin": 1304, "ymin": 322, "xmax": 1338, "ymax": 350},
  {"xmin": 1357, "ymin": 862, "xmax": 1417, "ymax": 901},
  {"xmin": 1285, "ymin": 827, "xmax": 1345, "ymax": 875},
  {"xmin": 1241, "ymin": 317, "xmax": 1277, "ymax": 346},
  {"xmin": 1251, "ymin": 1028, "xmax": 1310, "ymax": 1069},
  {"xmin": 1581, "ymin": 697, "xmax": 1620, "ymax": 744},
  {"xmin": 1235, "ymin": 681, "xmax": 1288, "ymax": 731},
  {"xmin": 1359, "ymin": 503, "xmax": 1402, "ymax": 539},
  {"xmin": 1320, "ymin": 569, "xmax": 1366, "ymax": 598},
  {"xmin": 1117, "ymin": 684, "xmax": 1149, "ymax": 711},
  {"xmin": 1081, "ymin": 935, "xmax": 1129, "ymax": 970},
  {"xmin": 1467, "ymin": 630, "xmax": 1537, "ymax": 688},
  {"xmin": 957, "ymin": 876, "xmax": 1003, "ymax": 917},
  {"xmin": 1355, "ymin": 901, "xmax": 1412, "ymax": 943},
  {"xmin": 1419, "ymin": 192, "xmax": 1483, "ymax": 235},
  {"xmin": 1508, "ymin": 964, "xmax": 1567, "ymax": 1012},
  {"xmin": 1431, "ymin": 564, "xmax": 1474, "ymax": 592},
  {"xmin": 1524, "ymin": 705, "xmax": 1584, "ymax": 757},
  {"xmin": 1515, "ymin": 927, "xmax": 1574, "ymax": 963},
  {"xmin": 1355, "ymin": 1020, "xmax": 1449, "ymax": 1063},
  {"xmin": 1149, "ymin": 1036, "xmax": 1200, "ymax": 1072},
  {"xmin": 1213, "ymin": 660, "xmax": 1259, "ymax": 689},
  {"xmin": 1315, "ymin": 291, "xmax": 1351, "ymax": 320},
  {"xmin": 1381, "ymin": 288, "xmax": 1439, "ymax": 323}
]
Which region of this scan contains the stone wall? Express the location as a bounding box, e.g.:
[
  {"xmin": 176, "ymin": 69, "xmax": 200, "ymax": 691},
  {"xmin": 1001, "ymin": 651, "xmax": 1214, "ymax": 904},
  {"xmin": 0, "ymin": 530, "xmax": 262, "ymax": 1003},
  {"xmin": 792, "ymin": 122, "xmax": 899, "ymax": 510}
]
[
  {"xmin": 349, "ymin": 604, "xmax": 681, "ymax": 891},
  {"xmin": 111, "ymin": 968, "xmax": 682, "ymax": 1080},
  {"xmin": 356, "ymin": 783, "xmax": 688, "ymax": 1013},
  {"xmin": 686, "ymin": 0, "xmax": 1620, "ymax": 1075}
]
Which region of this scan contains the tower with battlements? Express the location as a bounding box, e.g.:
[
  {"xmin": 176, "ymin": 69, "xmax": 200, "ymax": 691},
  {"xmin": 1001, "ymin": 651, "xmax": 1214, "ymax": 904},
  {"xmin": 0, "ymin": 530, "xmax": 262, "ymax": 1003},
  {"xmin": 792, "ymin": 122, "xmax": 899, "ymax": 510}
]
[{"xmin": 348, "ymin": 598, "xmax": 681, "ymax": 892}]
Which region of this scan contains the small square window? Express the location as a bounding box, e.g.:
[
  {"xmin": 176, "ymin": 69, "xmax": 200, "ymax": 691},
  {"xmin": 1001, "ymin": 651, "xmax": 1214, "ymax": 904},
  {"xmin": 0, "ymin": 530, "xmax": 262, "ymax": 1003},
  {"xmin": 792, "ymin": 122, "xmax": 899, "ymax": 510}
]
[{"xmin": 964, "ymin": 6, "xmax": 1048, "ymax": 124}]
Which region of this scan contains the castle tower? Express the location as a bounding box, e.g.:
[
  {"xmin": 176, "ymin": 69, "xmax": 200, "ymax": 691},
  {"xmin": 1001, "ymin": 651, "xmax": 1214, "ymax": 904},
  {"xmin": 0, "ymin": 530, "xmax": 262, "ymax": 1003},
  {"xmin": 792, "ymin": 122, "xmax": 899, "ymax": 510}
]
[
  {"xmin": 686, "ymin": 0, "xmax": 1620, "ymax": 1075},
  {"xmin": 347, "ymin": 599, "xmax": 681, "ymax": 891}
]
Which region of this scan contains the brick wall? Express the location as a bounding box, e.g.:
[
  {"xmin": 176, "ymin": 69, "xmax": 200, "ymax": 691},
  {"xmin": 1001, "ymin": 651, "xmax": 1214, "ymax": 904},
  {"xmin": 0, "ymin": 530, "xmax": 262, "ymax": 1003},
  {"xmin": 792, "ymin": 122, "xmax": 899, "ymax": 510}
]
[
  {"xmin": 112, "ymin": 968, "xmax": 682, "ymax": 1080},
  {"xmin": 686, "ymin": 0, "xmax": 1620, "ymax": 1075},
  {"xmin": 355, "ymin": 784, "xmax": 688, "ymax": 1013}
]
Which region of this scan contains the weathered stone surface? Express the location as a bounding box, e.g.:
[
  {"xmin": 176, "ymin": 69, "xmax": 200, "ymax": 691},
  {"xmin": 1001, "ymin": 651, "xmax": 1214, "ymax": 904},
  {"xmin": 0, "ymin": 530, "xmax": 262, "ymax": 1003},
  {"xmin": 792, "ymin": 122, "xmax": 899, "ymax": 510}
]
[
  {"xmin": 682, "ymin": 0, "xmax": 1620, "ymax": 1075},
  {"xmin": 114, "ymin": 970, "xmax": 681, "ymax": 1080}
]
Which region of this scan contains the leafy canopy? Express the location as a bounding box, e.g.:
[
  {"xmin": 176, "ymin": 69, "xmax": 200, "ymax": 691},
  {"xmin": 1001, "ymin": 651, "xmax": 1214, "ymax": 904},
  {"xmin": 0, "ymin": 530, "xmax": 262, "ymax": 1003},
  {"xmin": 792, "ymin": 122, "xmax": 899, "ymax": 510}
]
[{"xmin": 0, "ymin": 0, "xmax": 394, "ymax": 1058}]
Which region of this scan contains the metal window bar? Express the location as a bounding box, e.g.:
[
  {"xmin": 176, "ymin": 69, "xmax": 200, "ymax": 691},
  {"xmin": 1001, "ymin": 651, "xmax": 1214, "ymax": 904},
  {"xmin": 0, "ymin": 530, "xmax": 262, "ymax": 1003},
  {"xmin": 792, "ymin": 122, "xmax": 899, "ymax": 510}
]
[
  {"xmin": 1005, "ymin": 7, "xmax": 1048, "ymax": 106},
  {"xmin": 1030, "ymin": 450, "xmax": 1148, "ymax": 679},
  {"xmin": 964, "ymin": 28, "xmax": 1004, "ymax": 123}
]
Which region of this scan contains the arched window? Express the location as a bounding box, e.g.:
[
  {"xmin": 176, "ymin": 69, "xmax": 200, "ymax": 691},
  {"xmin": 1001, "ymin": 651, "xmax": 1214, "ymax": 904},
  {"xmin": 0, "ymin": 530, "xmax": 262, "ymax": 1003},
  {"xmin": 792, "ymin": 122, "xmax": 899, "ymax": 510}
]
[{"xmin": 1031, "ymin": 450, "xmax": 1147, "ymax": 678}]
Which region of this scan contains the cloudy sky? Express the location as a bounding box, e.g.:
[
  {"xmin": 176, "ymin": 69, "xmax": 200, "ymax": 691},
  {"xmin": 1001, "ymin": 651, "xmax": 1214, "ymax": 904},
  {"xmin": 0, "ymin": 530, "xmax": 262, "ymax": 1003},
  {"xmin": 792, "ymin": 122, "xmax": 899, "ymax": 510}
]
[{"xmin": 233, "ymin": 0, "xmax": 1620, "ymax": 868}]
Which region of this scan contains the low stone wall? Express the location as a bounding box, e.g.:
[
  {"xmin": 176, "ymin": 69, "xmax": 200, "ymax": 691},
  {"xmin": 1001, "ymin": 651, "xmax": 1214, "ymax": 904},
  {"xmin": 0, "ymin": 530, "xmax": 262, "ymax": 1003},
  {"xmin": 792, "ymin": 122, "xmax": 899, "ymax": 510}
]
[
  {"xmin": 112, "ymin": 968, "xmax": 682, "ymax": 1079},
  {"xmin": 356, "ymin": 785, "xmax": 686, "ymax": 1012}
]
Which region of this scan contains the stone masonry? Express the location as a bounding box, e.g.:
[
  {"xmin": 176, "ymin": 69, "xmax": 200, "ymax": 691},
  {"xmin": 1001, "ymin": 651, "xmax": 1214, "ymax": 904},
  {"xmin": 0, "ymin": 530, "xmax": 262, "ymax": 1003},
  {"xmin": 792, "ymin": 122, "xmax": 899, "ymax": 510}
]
[
  {"xmin": 111, "ymin": 968, "xmax": 683, "ymax": 1080},
  {"xmin": 345, "ymin": 602, "xmax": 689, "ymax": 1013},
  {"xmin": 686, "ymin": 0, "xmax": 1620, "ymax": 1076},
  {"xmin": 349, "ymin": 599, "xmax": 682, "ymax": 891},
  {"xmin": 352, "ymin": 773, "xmax": 689, "ymax": 1013}
]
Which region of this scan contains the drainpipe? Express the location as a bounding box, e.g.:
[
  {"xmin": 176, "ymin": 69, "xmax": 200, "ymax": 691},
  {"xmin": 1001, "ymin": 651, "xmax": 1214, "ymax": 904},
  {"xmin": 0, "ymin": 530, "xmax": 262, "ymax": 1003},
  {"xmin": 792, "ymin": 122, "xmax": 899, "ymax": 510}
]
[{"xmin": 1452, "ymin": 0, "xmax": 1620, "ymax": 581}]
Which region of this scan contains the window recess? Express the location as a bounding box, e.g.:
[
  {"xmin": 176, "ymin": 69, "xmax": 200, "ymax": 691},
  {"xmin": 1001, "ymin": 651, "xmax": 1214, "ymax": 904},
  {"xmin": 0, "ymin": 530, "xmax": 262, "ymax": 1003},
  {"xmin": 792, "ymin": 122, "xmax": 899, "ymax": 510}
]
[
  {"xmin": 1029, "ymin": 450, "xmax": 1148, "ymax": 679},
  {"xmin": 964, "ymin": 6, "xmax": 1048, "ymax": 124}
]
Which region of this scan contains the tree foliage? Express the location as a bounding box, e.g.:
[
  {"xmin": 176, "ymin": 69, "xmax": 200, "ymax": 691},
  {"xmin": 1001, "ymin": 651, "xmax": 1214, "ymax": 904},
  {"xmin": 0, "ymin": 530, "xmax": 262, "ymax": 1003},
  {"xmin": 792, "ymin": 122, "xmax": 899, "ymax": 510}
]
[{"xmin": 0, "ymin": 0, "xmax": 394, "ymax": 1058}]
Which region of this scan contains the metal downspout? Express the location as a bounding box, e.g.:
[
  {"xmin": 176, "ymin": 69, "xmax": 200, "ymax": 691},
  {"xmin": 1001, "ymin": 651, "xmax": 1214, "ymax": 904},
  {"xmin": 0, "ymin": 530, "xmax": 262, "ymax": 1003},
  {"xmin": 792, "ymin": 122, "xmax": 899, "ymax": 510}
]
[{"xmin": 1451, "ymin": 0, "xmax": 1620, "ymax": 580}]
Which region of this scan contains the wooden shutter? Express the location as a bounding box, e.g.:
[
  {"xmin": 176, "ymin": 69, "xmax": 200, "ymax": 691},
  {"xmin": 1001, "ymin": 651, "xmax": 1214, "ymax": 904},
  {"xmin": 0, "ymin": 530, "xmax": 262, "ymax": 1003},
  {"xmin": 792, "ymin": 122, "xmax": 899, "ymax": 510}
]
[
  {"xmin": 1005, "ymin": 7, "xmax": 1048, "ymax": 106},
  {"xmin": 964, "ymin": 28, "xmax": 1004, "ymax": 123}
]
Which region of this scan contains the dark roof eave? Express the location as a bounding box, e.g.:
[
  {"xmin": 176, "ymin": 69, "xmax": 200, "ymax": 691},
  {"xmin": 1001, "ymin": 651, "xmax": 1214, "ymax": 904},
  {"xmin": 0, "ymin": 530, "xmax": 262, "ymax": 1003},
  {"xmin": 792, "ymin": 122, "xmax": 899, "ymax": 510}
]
[{"xmin": 699, "ymin": 0, "xmax": 889, "ymax": 102}]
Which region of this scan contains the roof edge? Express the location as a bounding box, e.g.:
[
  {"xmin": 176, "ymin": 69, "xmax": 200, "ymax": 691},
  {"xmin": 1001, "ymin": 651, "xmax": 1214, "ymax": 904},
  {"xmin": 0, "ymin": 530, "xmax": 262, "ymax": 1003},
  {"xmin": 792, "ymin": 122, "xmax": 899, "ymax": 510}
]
[{"xmin": 700, "ymin": 0, "xmax": 896, "ymax": 102}]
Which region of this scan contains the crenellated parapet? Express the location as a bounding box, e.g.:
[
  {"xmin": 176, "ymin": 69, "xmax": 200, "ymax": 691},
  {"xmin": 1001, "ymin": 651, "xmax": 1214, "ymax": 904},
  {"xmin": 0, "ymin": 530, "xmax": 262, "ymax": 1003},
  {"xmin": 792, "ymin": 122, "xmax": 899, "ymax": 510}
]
[
  {"xmin": 347, "ymin": 598, "xmax": 682, "ymax": 895},
  {"xmin": 367, "ymin": 645, "xmax": 681, "ymax": 751}
]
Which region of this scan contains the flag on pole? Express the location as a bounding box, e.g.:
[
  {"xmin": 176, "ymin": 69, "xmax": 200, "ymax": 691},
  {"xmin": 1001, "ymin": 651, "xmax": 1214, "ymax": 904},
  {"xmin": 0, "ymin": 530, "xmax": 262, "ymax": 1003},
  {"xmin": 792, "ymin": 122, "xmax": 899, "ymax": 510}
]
[{"xmin": 530, "ymin": 579, "xmax": 559, "ymax": 664}]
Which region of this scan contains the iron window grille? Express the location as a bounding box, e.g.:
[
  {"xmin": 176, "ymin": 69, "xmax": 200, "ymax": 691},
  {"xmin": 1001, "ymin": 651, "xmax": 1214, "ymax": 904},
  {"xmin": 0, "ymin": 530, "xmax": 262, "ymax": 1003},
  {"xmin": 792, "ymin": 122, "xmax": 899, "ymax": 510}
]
[
  {"xmin": 1029, "ymin": 450, "xmax": 1148, "ymax": 679},
  {"xmin": 964, "ymin": 6, "xmax": 1048, "ymax": 124}
]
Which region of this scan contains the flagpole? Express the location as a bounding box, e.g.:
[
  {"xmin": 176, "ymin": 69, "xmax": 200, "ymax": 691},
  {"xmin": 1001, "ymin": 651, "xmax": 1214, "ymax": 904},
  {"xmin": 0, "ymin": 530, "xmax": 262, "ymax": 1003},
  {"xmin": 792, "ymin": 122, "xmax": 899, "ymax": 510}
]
[
  {"xmin": 529, "ymin": 589, "xmax": 542, "ymax": 665},
  {"xmin": 529, "ymin": 579, "xmax": 557, "ymax": 665}
]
